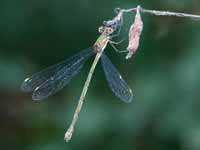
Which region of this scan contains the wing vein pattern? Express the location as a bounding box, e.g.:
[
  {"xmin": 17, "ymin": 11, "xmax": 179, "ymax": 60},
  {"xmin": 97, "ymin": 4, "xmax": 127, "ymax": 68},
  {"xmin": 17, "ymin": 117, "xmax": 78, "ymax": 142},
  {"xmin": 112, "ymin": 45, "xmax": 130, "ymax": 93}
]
[
  {"xmin": 101, "ymin": 53, "xmax": 133, "ymax": 103},
  {"xmin": 21, "ymin": 47, "xmax": 95, "ymax": 100}
]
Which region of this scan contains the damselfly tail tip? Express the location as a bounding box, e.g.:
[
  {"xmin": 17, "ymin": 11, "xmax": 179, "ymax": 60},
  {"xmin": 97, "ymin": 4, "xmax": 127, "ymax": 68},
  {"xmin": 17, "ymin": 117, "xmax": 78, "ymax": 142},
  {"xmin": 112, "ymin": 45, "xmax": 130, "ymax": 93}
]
[{"xmin": 64, "ymin": 127, "xmax": 73, "ymax": 142}]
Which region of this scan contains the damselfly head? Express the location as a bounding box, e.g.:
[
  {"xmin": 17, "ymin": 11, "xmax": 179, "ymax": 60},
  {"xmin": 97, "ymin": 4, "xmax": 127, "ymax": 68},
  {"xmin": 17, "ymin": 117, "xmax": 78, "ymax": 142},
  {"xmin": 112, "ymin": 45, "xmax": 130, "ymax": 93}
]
[
  {"xmin": 98, "ymin": 26, "xmax": 114, "ymax": 35},
  {"xmin": 104, "ymin": 27, "xmax": 114, "ymax": 35}
]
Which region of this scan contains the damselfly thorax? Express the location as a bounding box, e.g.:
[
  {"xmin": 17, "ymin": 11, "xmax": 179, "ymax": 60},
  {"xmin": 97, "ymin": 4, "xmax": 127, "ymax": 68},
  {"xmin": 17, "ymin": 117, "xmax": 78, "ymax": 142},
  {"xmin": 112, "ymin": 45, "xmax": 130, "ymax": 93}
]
[{"xmin": 93, "ymin": 26, "xmax": 114, "ymax": 53}]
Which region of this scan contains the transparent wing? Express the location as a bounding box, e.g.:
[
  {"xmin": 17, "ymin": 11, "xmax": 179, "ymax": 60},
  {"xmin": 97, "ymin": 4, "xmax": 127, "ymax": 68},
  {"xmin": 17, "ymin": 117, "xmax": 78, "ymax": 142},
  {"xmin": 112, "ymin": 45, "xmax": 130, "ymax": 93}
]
[
  {"xmin": 101, "ymin": 53, "xmax": 133, "ymax": 103},
  {"xmin": 21, "ymin": 47, "xmax": 95, "ymax": 100},
  {"xmin": 21, "ymin": 48, "xmax": 94, "ymax": 92}
]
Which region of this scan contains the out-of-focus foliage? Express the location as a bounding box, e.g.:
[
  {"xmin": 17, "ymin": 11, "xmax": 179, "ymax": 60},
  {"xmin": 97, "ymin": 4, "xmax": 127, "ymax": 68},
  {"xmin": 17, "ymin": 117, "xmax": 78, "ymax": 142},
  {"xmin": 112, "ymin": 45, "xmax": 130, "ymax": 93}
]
[{"xmin": 0, "ymin": 0, "xmax": 200, "ymax": 150}]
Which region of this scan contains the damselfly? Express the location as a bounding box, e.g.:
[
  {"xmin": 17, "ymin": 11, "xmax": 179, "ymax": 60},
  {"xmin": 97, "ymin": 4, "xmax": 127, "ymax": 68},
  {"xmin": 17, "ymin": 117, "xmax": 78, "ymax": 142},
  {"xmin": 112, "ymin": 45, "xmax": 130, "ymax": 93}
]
[
  {"xmin": 21, "ymin": 26, "xmax": 133, "ymax": 102},
  {"xmin": 21, "ymin": 24, "xmax": 133, "ymax": 142}
]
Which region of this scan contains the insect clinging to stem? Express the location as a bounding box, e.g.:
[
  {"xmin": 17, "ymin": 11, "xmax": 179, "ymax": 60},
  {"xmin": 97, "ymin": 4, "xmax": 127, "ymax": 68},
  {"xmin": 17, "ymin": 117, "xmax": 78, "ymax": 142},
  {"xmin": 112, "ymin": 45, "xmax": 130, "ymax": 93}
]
[
  {"xmin": 21, "ymin": 13, "xmax": 133, "ymax": 142},
  {"xmin": 21, "ymin": 4, "xmax": 200, "ymax": 142}
]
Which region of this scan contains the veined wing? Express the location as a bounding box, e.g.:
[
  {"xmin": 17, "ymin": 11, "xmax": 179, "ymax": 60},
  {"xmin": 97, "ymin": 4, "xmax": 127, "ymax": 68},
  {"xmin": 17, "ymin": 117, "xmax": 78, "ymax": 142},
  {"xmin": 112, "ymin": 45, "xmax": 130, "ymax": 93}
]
[
  {"xmin": 101, "ymin": 53, "xmax": 133, "ymax": 103},
  {"xmin": 21, "ymin": 47, "xmax": 95, "ymax": 100}
]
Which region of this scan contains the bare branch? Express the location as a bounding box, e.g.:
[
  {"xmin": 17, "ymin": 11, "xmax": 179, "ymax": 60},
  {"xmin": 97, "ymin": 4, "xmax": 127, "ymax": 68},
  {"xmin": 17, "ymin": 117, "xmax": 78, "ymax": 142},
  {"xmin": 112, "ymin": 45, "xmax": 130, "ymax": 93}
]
[{"xmin": 120, "ymin": 5, "xmax": 200, "ymax": 20}]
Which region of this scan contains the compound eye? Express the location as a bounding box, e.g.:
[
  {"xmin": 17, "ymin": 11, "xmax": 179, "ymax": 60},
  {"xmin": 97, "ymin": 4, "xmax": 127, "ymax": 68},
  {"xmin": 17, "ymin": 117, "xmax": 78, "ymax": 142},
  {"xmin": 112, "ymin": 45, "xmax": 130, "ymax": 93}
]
[
  {"xmin": 98, "ymin": 26, "xmax": 104, "ymax": 33},
  {"xmin": 108, "ymin": 28, "xmax": 113, "ymax": 33}
]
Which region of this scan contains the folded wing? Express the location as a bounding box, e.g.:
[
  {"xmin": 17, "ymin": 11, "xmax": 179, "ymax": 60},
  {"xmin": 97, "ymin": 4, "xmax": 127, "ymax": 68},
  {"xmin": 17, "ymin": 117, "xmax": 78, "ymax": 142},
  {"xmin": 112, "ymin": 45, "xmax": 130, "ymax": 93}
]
[
  {"xmin": 21, "ymin": 48, "xmax": 95, "ymax": 100},
  {"xmin": 101, "ymin": 53, "xmax": 133, "ymax": 103}
]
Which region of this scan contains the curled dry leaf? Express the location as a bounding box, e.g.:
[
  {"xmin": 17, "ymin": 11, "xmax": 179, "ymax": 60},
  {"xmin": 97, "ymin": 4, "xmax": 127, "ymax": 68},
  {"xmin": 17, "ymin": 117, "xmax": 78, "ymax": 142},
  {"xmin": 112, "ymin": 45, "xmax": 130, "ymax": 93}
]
[{"xmin": 126, "ymin": 6, "xmax": 143, "ymax": 59}]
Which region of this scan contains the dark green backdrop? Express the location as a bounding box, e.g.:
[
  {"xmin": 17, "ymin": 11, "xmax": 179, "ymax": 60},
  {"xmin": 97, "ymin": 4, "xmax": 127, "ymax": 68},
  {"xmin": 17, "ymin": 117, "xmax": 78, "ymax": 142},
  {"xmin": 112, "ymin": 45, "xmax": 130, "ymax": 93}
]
[{"xmin": 1, "ymin": 0, "xmax": 200, "ymax": 150}]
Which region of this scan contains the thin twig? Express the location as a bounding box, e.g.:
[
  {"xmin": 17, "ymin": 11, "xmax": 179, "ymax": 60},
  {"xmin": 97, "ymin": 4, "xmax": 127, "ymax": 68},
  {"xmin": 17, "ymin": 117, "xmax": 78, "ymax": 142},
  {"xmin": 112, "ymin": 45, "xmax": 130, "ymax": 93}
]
[
  {"xmin": 64, "ymin": 51, "xmax": 103, "ymax": 142},
  {"xmin": 120, "ymin": 5, "xmax": 200, "ymax": 20}
]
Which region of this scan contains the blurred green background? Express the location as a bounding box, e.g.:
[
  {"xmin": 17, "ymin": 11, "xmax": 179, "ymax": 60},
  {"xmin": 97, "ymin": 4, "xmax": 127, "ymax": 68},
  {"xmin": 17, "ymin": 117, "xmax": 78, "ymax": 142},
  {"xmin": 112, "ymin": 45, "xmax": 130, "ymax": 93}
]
[{"xmin": 1, "ymin": 0, "xmax": 200, "ymax": 150}]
